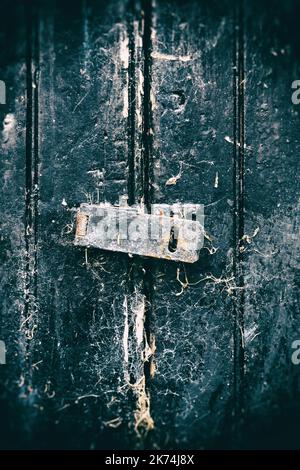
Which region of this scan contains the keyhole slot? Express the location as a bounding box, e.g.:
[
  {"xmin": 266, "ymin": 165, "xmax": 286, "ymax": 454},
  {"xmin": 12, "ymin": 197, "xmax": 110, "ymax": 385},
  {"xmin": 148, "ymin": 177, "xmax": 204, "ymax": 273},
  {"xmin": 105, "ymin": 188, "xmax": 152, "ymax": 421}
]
[{"xmin": 168, "ymin": 212, "xmax": 179, "ymax": 253}]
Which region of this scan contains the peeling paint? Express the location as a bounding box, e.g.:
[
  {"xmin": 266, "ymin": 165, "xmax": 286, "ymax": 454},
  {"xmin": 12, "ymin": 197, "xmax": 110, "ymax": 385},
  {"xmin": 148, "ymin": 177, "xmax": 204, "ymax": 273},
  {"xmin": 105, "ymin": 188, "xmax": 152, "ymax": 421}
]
[
  {"xmin": 133, "ymin": 376, "xmax": 154, "ymax": 434},
  {"xmin": 123, "ymin": 86, "xmax": 129, "ymax": 118},
  {"xmin": 119, "ymin": 31, "xmax": 129, "ymax": 69},
  {"xmin": 133, "ymin": 296, "xmax": 145, "ymax": 347},
  {"xmin": 2, "ymin": 113, "xmax": 16, "ymax": 147},
  {"xmin": 136, "ymin": 68, "xmax": 144, "ymax": 129}
]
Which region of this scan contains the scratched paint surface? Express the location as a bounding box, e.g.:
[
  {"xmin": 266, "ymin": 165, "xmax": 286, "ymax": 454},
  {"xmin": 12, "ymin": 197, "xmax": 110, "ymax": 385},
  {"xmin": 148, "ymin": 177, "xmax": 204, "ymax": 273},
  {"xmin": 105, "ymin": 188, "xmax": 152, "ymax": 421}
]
[{"xmin": 0, "ymin": 0, "xmax": 299, "ymax": 450}]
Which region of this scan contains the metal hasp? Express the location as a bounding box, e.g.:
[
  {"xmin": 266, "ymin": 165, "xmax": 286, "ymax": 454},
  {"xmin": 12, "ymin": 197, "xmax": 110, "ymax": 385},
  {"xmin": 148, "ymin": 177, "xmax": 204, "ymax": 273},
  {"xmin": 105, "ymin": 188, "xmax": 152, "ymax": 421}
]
[{"xmin": 74, "ymin": 199, "xmax": 204, "ymax": 263}]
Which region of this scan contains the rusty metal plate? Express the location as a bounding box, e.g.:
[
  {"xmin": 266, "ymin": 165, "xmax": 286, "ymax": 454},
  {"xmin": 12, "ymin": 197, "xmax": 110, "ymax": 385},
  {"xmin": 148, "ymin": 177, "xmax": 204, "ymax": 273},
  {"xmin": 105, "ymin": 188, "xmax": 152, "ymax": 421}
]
[{"xmin": 74, "ymin": 202, "xmax": 204, "ymax": 263}]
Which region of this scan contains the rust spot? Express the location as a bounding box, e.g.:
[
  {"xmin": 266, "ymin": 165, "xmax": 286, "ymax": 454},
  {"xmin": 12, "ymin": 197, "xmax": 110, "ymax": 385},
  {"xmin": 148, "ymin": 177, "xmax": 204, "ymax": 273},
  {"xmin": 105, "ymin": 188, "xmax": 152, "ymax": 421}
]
[{"xmin": 76, "ymin": 211, "xmax": 88, "ymax": 237}]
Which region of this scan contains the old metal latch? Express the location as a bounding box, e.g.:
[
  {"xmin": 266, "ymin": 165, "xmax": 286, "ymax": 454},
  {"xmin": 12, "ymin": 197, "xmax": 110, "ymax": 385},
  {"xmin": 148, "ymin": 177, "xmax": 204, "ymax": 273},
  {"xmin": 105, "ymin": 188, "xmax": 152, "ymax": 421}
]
[{"xmin": 74, "ymin": 198, "xmax": 204, "ymax": 263}]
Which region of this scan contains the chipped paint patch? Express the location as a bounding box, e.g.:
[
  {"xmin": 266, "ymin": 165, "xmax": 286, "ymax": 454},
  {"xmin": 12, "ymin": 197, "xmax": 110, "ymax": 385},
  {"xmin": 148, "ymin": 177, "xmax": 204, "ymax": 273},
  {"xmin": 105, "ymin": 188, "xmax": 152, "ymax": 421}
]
[
  {"xmin": 122, "ymin": 296, "xmax": 129, "ymax": 364},
  {"xmin": 151, "ymin": 51, "xmax": 193, "ymax": 62},
  {"xmin": 136, "ymin": 68, "xmax": 144, "ymax": 129},
  {"xmin": 119, "ymin": 27, "xmax": 129, "ymax": 119},
  {"xmin": 2, "ymin": 113, "xmax": 16, "ymax": 147},
  {"xmin": 134, "ymin": 20, "xmax": 143, "ymax": 48},
  {"xmin": 214, "ymin": 172, "xmax": 219, "ymax": 188},
  {"xmin": 244, "ymin": 325, "xmax": 260, "ymax": 345},
  {"xmin": 119, "ymin": 31, "xmax": 129, "ymax": 69},
  {"xmin": 150, "ymin": 89, "xmax": 157, "ymax": 111}
]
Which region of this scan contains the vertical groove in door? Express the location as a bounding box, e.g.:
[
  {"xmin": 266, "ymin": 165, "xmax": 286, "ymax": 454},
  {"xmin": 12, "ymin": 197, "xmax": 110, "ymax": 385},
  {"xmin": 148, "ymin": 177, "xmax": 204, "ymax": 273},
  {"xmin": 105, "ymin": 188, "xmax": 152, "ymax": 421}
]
[
  {"xmin": 141, "ymin": 0, "xmax": 155, "ymax": 428},
  {"xmin": 124, "ymin": 0, "xmax": 155, "ymax": 436},
  {"xmin": 25, "ymin": 3, "xmax": 39, "ymax": 337},
  {"xmin": 233, "ymin": 0, "xmax": 245, "ymax": 431},
  {"xmin": 141, "ymin": 0, "xmax": 153, "ymax": 211},
  {"xmin": 127, "ymin": 0, "xmax": 136, "ymax": 206}
]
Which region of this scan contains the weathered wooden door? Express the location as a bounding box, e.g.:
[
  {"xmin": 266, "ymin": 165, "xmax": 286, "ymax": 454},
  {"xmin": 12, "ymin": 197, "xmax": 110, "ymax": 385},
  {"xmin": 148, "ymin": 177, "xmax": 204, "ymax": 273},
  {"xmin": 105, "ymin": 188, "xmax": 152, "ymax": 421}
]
[{"xmin": 0, "ymin": 0, "xmax": 299, "ymax": 450}]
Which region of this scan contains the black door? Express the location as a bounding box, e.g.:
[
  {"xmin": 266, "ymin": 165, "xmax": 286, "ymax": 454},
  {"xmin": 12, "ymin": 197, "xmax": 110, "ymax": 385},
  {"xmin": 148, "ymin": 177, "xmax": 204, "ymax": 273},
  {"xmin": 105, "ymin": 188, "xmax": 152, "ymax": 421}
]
[{"xmin": 0, "ymin": 0, "xmax": 299, "ymax": 450}]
